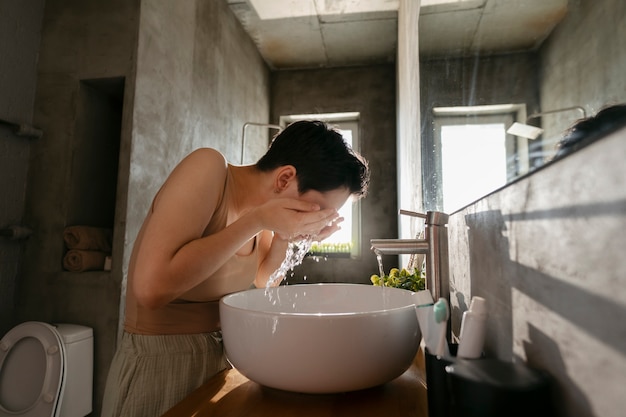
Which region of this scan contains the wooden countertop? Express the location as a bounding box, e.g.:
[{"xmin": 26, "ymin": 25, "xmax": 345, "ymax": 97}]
[{"xmin": 162, "ymin": 349, "xmax": 428, "ymax": 417}]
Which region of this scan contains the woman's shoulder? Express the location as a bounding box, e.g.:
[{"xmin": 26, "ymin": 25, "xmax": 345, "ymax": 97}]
[
  {"xmin": 187, "ymin": 147, "xmax": 228, "ymax": 165},
  {"xmin": 181, "ymin": 148, "xmax": 229, "ymax": 177},
  {"xmin": 151, "ymin": 148, "xmax": 229, "ymax": 212}
]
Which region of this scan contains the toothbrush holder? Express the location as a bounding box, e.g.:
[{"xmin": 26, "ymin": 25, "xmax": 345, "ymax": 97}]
[{"xmin": 425, "ymin": 343, "xmax": 458, "ymax": 417}]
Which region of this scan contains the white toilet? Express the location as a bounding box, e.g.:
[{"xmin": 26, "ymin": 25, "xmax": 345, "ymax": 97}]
[{"xmin": 0, "ymin": 321, "xmax": 93, "ymax": 417}]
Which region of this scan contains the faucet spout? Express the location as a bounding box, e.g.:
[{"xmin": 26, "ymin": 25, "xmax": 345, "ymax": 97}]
[
  {"xmin": 370, "ymin": 210, "xmax": 449, "ymax": 304},
  {"xmin": 370, "ymin": 239, "xmax": 429, "ymax": 255}
]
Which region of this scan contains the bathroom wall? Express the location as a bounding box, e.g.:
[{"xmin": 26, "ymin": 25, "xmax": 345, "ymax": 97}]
[
  {"xmin": 447, "ymin": 127, "xmax": 626, "ymax": 417},
  {"xmin": 536, "ymin": 0, "xmax": 626, "ymax": 153},
  {"xmin": 541, "ymin": 0, "xmax": 626, "ymax": 121},
  {"xmin": 15, "ymin": 1, "xmax": 140, "ymax": 415},
  {"xmin": 10, "ymin": 0, "xmax": 269, "ymax": 414},
  {"xmin": 0, "ymin": 0, "xmax": 45, "ymax": 336},
  {"xmin": 442, "ymin": 1, "xmax": 626, "ymax": 416}
]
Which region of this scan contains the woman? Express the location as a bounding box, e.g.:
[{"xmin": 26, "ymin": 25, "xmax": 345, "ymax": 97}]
[{"xmin": 102, "ymin": 120, "xmax": 370, "ymax": 416}]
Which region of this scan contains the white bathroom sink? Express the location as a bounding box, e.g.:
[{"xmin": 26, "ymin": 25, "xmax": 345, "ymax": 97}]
[{"xmin": 219, "ymin": 283, "xmax": 420, "ymax": 394}]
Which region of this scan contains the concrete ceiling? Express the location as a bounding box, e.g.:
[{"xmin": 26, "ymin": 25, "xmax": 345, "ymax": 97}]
[{"xmin": 227, "ymin": 0, "xmax": 568, "ymax": 70}]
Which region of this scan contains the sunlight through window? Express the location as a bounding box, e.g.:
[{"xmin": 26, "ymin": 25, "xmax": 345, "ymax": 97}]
[{"xmin": 441, "ymin": 123, "xmax": 507, "ymax": 212}]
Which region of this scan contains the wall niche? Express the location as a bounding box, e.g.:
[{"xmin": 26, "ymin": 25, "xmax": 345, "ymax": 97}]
[{"xmin": 67, "ymin": 77, "xmax": 124, "ymax": 230}]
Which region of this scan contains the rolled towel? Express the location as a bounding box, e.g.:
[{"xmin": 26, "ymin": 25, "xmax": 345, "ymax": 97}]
[
  {"xmin": 63, "ymin": 250, "xmax": 109, "ymax": 272},
  {"xmin": 64, "ymin": 225, "xmax": 112, "ymax": 251}
]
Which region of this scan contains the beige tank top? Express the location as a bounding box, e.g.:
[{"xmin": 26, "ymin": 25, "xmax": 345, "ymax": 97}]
[{"xmin": 124, "ymin": 167, "xmax": 259, "ymax": 335}]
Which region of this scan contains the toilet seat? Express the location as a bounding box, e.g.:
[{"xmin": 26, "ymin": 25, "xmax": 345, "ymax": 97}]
[{"xmin": 0, "ymin": 322, "xmax": 66, "ymax": 417}]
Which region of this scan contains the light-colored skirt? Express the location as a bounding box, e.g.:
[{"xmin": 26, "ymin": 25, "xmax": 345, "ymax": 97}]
[{"xmin": 101, "ymin": 331, "xmax": 230, "ymax": 417}]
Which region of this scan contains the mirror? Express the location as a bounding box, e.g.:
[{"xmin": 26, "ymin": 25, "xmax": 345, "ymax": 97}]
[
  {"xmin": 419, "ymin": 0, "xmax": 626, "ymax": 213},
  {"xmin": 228, "ymin": 0, "xmax": 624, "ymax": 214}
]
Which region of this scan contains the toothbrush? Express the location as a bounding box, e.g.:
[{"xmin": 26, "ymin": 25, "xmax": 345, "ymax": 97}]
[{"xmin": 433, "ymin": 298, "xmax": 450, "ymax": 357}]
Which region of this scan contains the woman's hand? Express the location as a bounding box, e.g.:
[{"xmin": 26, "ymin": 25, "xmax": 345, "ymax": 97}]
[
  {"xmin": 254, "ymin": 198, "xmax": 340, "ymax": 240},
  {"xmin": 313, "ymin": 217, "xmax": 345, "ymax": 242},
  {"xmin": 312, "ymin": 215, "xmax": 344, "ymax": 242}
]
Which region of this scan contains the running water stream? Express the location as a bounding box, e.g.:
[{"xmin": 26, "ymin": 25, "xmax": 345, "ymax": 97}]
[
  {"xmin": 265, "ymin": 236, "xmax": 314, "ymax": 288},
  {"xmin": 264, "ymin": 238, "xmax": 394, "ymax": 312},
  {"xmin": 375, "ymin": 249, "xmax": 385, "ymax": 286}
]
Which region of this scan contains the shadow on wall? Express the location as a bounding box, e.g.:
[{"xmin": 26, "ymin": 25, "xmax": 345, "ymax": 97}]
[
  {"xmin": 462, "ymin": 200, "xmax": 626, "ymax": 415},
  {"xmin": 461, "ymin": 209, "xmax": 512, "ymax": 355},
  {"xmin": 504, "ymin": 200, "xmax": 626, "ymax": 356},
  {"xmin": 464, "ymin": 201, "xmax": 626, "ymax": 352},
  {"xmin": 523, "ymin": 324, "xmax": 592, "ymax": 417}
]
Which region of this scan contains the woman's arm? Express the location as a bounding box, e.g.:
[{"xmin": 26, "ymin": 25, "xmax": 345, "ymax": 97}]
[
  {"xmin": 131, "ymin": 149, "xmax": 339, "ymax": 308},
  {"xmin": 131, "ymin": 148, "xmax": 255, "ymax": 308}
]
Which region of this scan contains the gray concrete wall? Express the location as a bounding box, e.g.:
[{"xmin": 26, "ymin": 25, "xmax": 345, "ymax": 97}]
[
  {"xmin": 538, "ymin": 0, "xmax": 626, "ymax": 156},
  {"xmin": 270, "ymin": 65, "xmax": 397, "ymax": 283},
  {"xmin": 8, "ymin": 0, "xmax": 269, "ymax": 414},
  {"xmin": 540, "ymin": 0, "xmax": 626, "ymax": 122},
  {"xmin": 15, "ymin": 1, "xmax": 140, "ymax": 415},
  {"xmin": 0, "ymin": 0, "xmax": 45, "ymax": 336},
  {"xmin": 442, "ymin": 1, "xmax": 626, "ymax": 415},
  {"xmin": 448, "ymin": 127, "xmax": 626, "ymax": 417}
]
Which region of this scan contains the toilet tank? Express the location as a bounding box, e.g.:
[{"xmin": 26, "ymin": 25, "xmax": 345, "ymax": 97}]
[{"xmin": 55, "ymin": 324, "xmax": 93, "ymax": 417}]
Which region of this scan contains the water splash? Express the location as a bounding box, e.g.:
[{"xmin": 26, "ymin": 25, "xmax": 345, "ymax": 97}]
[{"xmin": 265, "ymin": 236, "xmax": 313, "ymax": 288}]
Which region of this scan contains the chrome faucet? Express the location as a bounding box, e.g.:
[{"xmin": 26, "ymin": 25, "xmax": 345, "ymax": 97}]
[{"xmin": 370, "ymin": 210, "xmax": 450, "ymax": 302}]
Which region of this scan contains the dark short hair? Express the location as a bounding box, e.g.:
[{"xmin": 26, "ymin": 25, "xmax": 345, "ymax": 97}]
[
  {"xmin": 556, "ymin": 103, "xmax": 626, "ymax": 159},
  {"xmin": 256, "ymin": 120, "xmax": 369, "ymax": 198}
]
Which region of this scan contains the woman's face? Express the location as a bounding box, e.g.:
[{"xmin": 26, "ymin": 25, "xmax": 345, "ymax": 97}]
[
  {"xmin": 278, "ymin": 180, "xmax": 350, "ymax": 241},
  {"xmin": 280, "ymin": 179, "xmax": 351, "ymax": 212},
  {"xmin": 299, "ymin": 187, "xmax": 352, "ymax": 212}
]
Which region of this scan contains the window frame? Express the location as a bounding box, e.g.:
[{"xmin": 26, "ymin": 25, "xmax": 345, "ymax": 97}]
[{"xmin": 424, "ymin": 104, "xmax": 527, "ymax": 212}]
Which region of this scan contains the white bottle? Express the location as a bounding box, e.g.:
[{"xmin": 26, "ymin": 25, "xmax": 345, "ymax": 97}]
[{"xmin": 457, "ymin": 296, "xmax": 487, "ymax": 359}]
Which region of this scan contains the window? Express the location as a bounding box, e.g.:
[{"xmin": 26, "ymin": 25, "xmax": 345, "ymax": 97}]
[
  {"xmin": 429, "ymin": 104, "xmax": 526, "ymax": 212},
  {"xmin": 439, "ymin": 119, "xmax": 508, "ymax": 212},
  {"xmin": 279, "ymin": 113, "xmax": 361, "ymax": 258}
]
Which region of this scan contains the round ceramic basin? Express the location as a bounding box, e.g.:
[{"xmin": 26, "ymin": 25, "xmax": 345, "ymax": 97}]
[{"xmin": 220, "ymin": 283, "xmax": 420, "ymax": 394}]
